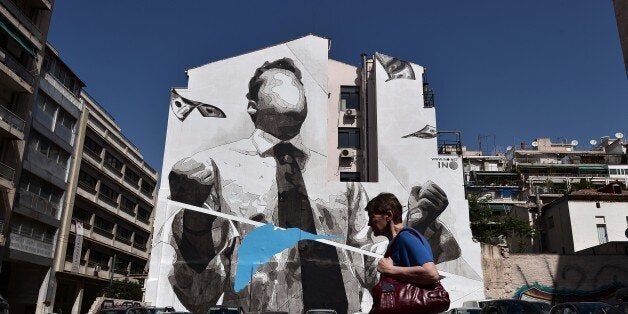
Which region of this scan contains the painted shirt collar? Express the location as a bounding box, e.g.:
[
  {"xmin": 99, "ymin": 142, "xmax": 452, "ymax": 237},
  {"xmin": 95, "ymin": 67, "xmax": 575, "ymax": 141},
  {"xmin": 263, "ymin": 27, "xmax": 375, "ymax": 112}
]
[{"xmin": 251, "ymin": 128, "xmax": 308, "ymax": 160}]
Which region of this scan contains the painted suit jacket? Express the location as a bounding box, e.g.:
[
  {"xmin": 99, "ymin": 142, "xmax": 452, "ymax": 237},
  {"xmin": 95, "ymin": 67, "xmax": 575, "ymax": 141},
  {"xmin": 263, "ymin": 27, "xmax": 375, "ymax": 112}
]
[{"xmin": 169, "ymin": 129, "xmax": 375, "ymax": 314}]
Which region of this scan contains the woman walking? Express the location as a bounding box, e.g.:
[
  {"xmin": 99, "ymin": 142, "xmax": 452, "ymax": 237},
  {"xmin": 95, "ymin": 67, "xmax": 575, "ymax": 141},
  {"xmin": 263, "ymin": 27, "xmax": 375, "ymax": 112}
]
[{"xmin": 366, "ymin": 193, "xmax": 448, "ymax": 313}]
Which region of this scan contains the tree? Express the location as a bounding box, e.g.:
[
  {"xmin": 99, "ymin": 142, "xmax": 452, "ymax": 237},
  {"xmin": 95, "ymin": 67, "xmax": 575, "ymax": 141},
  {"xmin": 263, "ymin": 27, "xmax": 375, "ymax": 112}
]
[
  {"xmin": 468, "ymin": 193, "xmax": 536, "ymax": 247},
  {"xmin": 101, "ymin": 279, "xmax": 143, "ymax": 301}
]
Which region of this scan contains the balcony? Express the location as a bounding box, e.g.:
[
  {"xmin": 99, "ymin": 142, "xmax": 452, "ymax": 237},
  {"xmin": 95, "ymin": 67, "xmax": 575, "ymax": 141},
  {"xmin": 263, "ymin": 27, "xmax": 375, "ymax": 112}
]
[
  {"xmin": 0, "ymin": 104, "xmax": 25, "ymax": 139},
  {"xmin": 0, "ymin": 161, "xmax": 15, "ymax": 187},
  {"xmin": 83, "ymin": 147, "xmax": 102, "ymax": 163},
  {"xmin": 0, "ymin": 46, "xmax": 35, "ymax": 92},
  {"xmin": 17, "ymin": 188, "xmax": 59, "ymax": 218},
  {"xmin": 78, "ymin": 180, "xmax": 97, "ymax": 194},
  {"xmin": 0, "ymin": 0, "xmax": 44, "ymax": 40},
  {"xmin": 97, "ymin": 192, "xmax": 118, "ymax": 208},
  {"xmin": 9, "ymin": 227, "xmax": 53, "ymax": 258}
]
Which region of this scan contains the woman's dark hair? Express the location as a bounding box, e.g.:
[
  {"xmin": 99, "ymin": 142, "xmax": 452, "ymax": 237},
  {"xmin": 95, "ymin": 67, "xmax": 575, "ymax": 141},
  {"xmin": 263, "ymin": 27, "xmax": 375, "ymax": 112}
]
[
  {"xmin": 246, "ymin": 58, "xmax": 303, "ymax": 102},
  {"xmin": 365, "ymin": 193, "xmax": 403, "ymax": 224}
]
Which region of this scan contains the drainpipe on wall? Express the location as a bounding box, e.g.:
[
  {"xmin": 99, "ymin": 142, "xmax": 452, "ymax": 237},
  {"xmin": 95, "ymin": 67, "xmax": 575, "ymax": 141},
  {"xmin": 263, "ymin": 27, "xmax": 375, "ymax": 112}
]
[{"xmin": 360, "ymin": 53, "xmax": 369, "ymax": 181}]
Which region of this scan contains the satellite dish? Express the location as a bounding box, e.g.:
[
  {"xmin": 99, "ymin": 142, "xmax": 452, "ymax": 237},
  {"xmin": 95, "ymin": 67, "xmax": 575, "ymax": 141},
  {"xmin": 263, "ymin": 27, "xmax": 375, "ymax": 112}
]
[
  {"xmin": 531, "ymin": 141, "xmax": 538, "ymax": 147},
  {"xmin": 616, "ymin": 132, "xmax": 624, "ymax": 139},
  {"xmin": 590, "ymin": 139, "xmax": 598, "ymax": 146},
  {"xmin": 506, "ymin": 146, "xmax": 513, "ymax": 151},
  {"xmin": 571, "ymin": 140, "xmax": 578, "ymax": 146}
]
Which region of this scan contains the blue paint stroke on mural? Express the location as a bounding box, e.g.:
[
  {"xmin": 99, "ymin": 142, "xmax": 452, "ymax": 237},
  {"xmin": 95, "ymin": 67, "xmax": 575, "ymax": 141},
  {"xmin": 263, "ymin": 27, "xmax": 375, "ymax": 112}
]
[{"xmin": 234, "ymin": 224, "xmax": 333, "ymax": 292}]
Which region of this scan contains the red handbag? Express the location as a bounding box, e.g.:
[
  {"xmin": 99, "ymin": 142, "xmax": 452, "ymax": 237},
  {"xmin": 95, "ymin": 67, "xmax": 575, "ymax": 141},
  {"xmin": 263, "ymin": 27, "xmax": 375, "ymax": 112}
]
[
  {"xmin": 371, "ymin": 276, "xmax": 450, "ymax": 314},
  {"xmin": 370, "ymin": 228, "xmax": 450, "ymax": 314}
]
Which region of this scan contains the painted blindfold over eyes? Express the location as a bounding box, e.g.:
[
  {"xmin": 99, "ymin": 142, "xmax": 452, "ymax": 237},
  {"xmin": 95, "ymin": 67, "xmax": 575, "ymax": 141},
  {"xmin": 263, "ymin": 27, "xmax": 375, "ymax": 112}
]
[{"xmin": 171, "ymin": 89, "xmax": 227, "ymax": 121}]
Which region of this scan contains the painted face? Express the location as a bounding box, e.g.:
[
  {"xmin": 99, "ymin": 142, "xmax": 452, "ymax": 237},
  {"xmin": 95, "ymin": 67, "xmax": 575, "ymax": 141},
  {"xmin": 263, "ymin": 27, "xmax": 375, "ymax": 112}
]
[
  {"xmin": 251, "ymin": 68, "xmax": 307, "ymax": 139},
  {"xmin": 367, "ymin": 212, "xmax": 389, "ymax": 237}
]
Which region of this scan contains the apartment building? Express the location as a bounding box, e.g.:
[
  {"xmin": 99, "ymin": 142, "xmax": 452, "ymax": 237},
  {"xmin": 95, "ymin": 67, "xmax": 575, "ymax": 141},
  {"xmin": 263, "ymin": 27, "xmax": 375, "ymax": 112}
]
[
  {"xmin": 0, "ymin": 0, "xmax": 54, "ymax": 258},
  {"xmin": 45, "ymin": 92, "xmax": 158, "ymax": 314}
]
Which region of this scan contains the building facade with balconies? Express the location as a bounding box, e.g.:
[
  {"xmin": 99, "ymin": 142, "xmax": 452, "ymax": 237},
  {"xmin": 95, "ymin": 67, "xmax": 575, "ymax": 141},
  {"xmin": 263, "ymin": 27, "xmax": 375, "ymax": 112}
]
[
  {"xmin": 46, "ymin": 91, "xmax": 158, "ymax": 314},
  {"xmin": 0, "ymin": 41, "xmax": 84, "ymax": 313},
  {"xmin": 0, "ymin": 0, "xmax": 54, "ymax": 260}
]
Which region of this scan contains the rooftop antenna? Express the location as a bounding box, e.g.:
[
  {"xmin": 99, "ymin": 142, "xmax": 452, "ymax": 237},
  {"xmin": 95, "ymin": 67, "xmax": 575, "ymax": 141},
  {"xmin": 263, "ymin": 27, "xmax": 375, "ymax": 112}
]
[
  {"xmin": 615, "ymin": 132, "xmax": 624, "ymax": 140},
  {"xmin": 570, "ymin": 140, "xmax": 578, "ymax": 146},
  {"xmin": 531, "ymin": 140, "xmax": 538, "ymax": 148},
  {"xmin": 506, "ymin": 146, "xmax": 513, "ymax": 151},
  {"xmin": 589, "ymin": 139, "xmax": 598, "ymax": 147}
]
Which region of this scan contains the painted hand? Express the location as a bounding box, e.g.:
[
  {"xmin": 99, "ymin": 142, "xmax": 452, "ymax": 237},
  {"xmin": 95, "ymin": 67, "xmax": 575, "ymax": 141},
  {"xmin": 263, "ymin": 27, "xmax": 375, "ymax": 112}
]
[
  {"xmin": 407, "ymin": 180, "xmax": 449, "ymax": 233},
  {"xmin": 169, "ymin": 156, "xmax": 216, "ymax": 207},
  {"xmin": 377, "ymin": 257, "xmax": 395, "ymax": 275}
]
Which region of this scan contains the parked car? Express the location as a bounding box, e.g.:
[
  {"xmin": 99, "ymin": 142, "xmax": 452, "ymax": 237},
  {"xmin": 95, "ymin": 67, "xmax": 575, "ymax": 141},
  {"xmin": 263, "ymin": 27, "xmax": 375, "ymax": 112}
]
[
  {"xmin": 207, "ymin": 306, "xmax": 243, "ymax": 314},
  {"xmin": 447, "ymin": 307, "xmax": 482, "ymax": 314},
  {"xmin": 125, "ymin": 306, "xmax": 176, "ymax": 314},
  {"xmin": 481, "ymin": 299, "xmax": 544, "ymax": 313},
  {"xmin": 463, "ymin": 300, "xmax": 493, "ymax": 309},
  {"xmin": 550, "ymin": 302, "xmax": 622, "ymax": 314},
  {"xmin": 529, "ymin": 301, "xmax": 552, "ymax": 313}
]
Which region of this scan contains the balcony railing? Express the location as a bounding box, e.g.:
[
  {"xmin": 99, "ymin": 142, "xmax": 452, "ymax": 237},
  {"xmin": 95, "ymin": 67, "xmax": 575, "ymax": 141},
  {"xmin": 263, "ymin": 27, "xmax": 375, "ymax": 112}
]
[
  {"xmin": 0, "ymin": 161, "xmax": 15, "ymax": 181},
  {"xmin": 0, "ymin": 45, "xmax": 35, "ymax": 86},
  {"xmin": 0, "ymin": 104, "xmax": 25, "ymax": 132},
  {"xmin": 83, "ymin": 147, "xmax": 102, "ymax": 162},
  {"xmin": 98, "ymin": 193, "xmax": 118, "ymax": 207},
  {"xmin": 92, "ymin": 225, "xmax": 114, "ymax": 238},
  {"xmin": 78, "ymin": 180, "xmax": 97, "ymax": 194},
  {"xmin": 17, "ymin": 188, "xmax": 59, "ymax": 217},
  {"xmin": 0, "ymin": 0, "xmax": 43, "ymax": 39},
  {"xmin": 132, "ymin": 242, "xmax": 146, "ymax": 251},
  {"xmin": 115, "ymin": 235, "xmax": 132, "ymax": 245}
]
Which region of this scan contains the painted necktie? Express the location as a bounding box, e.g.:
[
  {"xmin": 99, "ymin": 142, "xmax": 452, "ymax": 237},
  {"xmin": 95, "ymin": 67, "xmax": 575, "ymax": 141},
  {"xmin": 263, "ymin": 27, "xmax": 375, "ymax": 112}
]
[{"xmin": 273, "ymin": 142, "xmax": 348, "ymax": 314}]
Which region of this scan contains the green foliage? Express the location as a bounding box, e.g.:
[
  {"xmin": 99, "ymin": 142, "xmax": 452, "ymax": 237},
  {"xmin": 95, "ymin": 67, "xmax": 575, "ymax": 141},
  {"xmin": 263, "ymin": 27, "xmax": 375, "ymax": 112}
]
[
  {"xmin": 101, "ymin": 279, "xmax": 143, "ymax": 301},
  {"xmin": 468, "ymin": 194, "xmax": 536, "ymax": 245}
]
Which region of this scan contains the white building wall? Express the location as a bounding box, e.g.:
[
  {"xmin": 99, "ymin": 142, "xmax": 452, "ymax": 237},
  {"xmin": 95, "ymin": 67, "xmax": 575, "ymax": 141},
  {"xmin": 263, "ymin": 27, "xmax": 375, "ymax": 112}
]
[{"xmin": 568, "ymin": 200, "xmax": 628, "ymax": 252}]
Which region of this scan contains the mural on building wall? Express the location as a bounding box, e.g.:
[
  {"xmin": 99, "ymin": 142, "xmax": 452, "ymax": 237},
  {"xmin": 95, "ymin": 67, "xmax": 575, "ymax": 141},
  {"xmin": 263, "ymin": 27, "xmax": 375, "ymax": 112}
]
[
  {"xmin": 375, "ymin": 53, "xmax": 416, "ymax": 81},
  {"xmin": 147, "ymin": 36, "xmax": 484, "ymax": 314},
  {"xmin": 170, "ymin": 90, "xmax": 226, "ymax": 121}
]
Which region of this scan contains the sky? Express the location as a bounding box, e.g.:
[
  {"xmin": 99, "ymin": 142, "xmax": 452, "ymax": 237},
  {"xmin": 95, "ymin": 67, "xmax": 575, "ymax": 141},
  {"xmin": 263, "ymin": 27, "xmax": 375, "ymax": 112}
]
[{"xmin": 47, "ymin": 1, "xmax": 628, "ymax": 171}]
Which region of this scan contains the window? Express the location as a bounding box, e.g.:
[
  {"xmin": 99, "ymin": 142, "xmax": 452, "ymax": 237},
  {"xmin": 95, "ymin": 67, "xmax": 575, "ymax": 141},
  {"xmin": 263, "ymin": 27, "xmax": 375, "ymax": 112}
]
[
  {"xmin": 36, "ymin": 93, "xmax": 57, "ymax": 117},
  {"xmin": 597, "ymin": 224, "xmax": 608, "ymax": 244},
  {"xmin": 137, "ymin": 207, "xmax": 151, "ymax": 223},
  {"xmin": 84, "ymin": 136, "xmax": 102, "ymax": 156},
  {"xmin": 99, "ymin": 184, "xmax": 118, "ymax": 203},
  {"xmin": 124, "ymin": 169, "xmax": 140, "ymax": 186},
  {"xmin": 338, "ymin": 128, "xmax": 361, "ymax": 148},
  {"xmin": 140, "ymin": 181, "xmax": 154, "ymax": 196},
  {"xmin": 28, "ymin": 131, "xmax": 71, "ymax": 167},
  {"xmin": 89, "ymin": 250, "xmax": 110, "ymax": 267},
  {"xmin": 120, "ymin": 196, "xmax": 136, "ymax": 214},
  {"xmin": 94, "ymin": 216, "xmax": 114, "ymax": 233},
  {"xmin": 18, "ymin": 171, "xmax": 63, "ymax": 207},
  {"xmin": 116, "ymin": 227, "xmax": 132, "ymax": 242},
  {"xmin": 596, "ymin": 202, "xmax": 601, "ymax": 208},
  {"xmin": 78, "ymin": 170, "xmax": 97, "ymax": 190},
  {"xmin": 72, "ymin": 207, "xmax": 91, "ymax": 224},
  {"xmin": 56, "ymin": 109, "xmax": 76, "ymax": 131},
  {"xmin": 339, "ymin": 86, "xmax": 360, "ymax": 111},
  {"xmin": 340, "ymin": 172, "xmax": 361, "ymax": 182},
  {"xmin": 104, "ymin": 152, "xmax": 123, "ymax": 172},
  {"xmin": 130, "ymin": 261, "xmax": 146, "ymax": 274}
]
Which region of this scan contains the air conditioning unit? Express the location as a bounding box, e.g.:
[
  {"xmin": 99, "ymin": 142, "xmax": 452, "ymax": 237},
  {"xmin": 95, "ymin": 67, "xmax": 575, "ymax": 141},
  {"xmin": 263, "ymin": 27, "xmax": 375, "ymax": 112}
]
[
  {"xmin": 344, "ymin": 109, "xmax": 356, "ymax": 116},
  {"xmin": 340, "ymin": 149, "xmax": 356, "ymax": 158}
]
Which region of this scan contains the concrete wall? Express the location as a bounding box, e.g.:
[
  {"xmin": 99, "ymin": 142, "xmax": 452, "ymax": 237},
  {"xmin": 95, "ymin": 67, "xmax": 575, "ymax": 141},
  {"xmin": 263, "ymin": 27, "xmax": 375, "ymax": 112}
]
[{"xmin": 482, "ymin": 244, "xmax": 627, "ymax": 304}]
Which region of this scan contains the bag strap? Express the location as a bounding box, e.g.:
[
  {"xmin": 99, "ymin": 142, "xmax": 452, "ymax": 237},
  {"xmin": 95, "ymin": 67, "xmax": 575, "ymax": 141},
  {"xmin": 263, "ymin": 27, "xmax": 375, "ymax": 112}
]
[{"xmin": 384, "ymin": 227, "xmax": 424, "ymax": 257}]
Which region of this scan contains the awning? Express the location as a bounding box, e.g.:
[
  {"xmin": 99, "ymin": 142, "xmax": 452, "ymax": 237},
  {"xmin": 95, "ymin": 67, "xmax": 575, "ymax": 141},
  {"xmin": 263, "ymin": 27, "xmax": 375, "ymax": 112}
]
[{"xmin": 0, "ymin": 15, "xmax": 37, "ymax": 58}]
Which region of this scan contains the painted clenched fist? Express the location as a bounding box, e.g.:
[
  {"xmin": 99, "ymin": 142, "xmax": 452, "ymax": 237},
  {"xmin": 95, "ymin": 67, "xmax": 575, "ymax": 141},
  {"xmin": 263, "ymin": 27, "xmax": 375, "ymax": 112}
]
[{"xmin": 168, "ymin": 157, "xmax": 215, "ymax": 207}]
